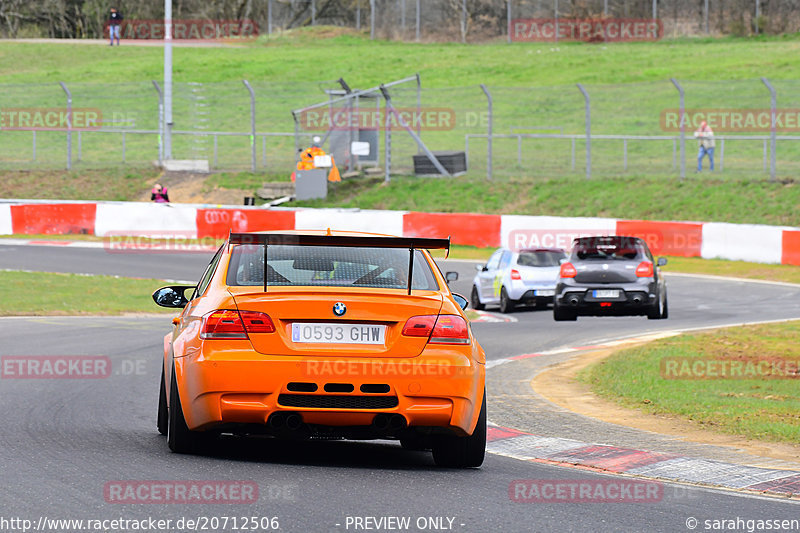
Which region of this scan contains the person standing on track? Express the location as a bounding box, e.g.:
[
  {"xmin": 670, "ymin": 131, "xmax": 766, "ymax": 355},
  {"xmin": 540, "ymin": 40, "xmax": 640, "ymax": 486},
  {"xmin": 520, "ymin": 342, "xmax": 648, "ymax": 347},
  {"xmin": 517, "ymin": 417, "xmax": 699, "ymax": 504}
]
[
  {"xmin": 108, "ymin": 8, "xmax": 123, "ymax": 46},
  {"xmin": 694, "ymin": 120, "xmax": 715, "ymax": 172}
]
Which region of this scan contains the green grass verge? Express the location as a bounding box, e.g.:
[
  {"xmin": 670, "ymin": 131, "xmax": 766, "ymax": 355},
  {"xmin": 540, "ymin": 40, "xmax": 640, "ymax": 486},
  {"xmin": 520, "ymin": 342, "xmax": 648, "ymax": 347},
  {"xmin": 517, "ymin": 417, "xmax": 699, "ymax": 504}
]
[
  {"xmin": 0, "ymin": 270, "xmax": 174, "ymax": 316},
  {"xmin": 3, "ymin": 31, "xmax": 800, "ymax": 85},
  {"xmin": 298, "ymin": 175, "xmax": 800, "ymax": 226},
  {"xmin": 578, "ymin": 321, "xmax": 800, "ymax": 443}
]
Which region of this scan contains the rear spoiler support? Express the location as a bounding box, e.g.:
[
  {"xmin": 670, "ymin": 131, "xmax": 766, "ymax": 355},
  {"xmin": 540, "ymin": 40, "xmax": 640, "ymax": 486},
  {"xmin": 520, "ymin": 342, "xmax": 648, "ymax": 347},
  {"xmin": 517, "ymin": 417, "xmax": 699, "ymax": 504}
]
[{"xmin": 226, "ymin": 233, "xmax": 451, "ymax": 294}]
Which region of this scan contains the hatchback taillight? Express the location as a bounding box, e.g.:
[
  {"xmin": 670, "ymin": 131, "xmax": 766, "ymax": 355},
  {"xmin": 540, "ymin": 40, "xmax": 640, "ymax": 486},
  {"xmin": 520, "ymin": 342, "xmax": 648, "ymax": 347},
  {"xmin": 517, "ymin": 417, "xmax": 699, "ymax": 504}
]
[
  {"xmin": 402, "ymin": 315, "xmax": 470, "ymax": 345},
  {"xmin": 560, "ymin": 262, "xmax": 577, "ymax": 278},
  {"xmin": 510, "ymin": 269, "xmax": 521, "ymax": 280},
  {"xmin": 201, "ymin": 310, "xmax": 275, "ymax": 339},
  {"xmin": 635, "ymin": 261, "xmax": 654, "ymax": 277}
]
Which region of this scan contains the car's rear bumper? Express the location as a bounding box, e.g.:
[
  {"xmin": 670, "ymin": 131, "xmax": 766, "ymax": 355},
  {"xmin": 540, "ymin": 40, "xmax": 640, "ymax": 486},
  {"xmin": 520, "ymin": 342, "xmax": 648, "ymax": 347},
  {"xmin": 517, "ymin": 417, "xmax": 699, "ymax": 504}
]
[
  {"xmin": 555, "ymin": 281, "xmax": 657, "ymax": 315},
  {"xmin": 175, "ymin": 345, "xmax": 484, "ymax": 436}
]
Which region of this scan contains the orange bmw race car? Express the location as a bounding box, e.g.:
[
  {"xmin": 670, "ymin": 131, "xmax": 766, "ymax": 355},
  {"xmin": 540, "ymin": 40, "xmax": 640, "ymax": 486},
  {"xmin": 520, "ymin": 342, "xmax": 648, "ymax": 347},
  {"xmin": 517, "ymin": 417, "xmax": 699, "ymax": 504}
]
[{"xmin": 152, "ymin": 231, "xmax": 487, "ymax": 468}]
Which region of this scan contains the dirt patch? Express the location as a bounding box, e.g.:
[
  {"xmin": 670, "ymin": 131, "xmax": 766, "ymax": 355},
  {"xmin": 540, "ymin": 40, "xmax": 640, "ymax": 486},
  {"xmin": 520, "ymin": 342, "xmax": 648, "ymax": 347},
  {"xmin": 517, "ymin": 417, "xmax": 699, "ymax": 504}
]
[
  {"xmin": 139, "ymin": 172, "xmax": 254, "ymax": 205},
  {"xmin": 533, "ymin": 343, "xmax": 800, "ymax": 467}
]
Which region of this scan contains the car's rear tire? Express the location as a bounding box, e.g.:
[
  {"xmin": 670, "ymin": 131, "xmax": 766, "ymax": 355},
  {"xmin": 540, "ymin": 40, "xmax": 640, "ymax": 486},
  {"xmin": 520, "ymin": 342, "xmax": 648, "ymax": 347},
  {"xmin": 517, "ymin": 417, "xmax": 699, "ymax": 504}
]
[
  {"xmin": 647, "ymin": 291, "xmax": 668, "ymax": 320},
  {"xmin": 553, "ymin": 304, "xmax": 577, "ymax": 321},
  {"xmin": 499, "ymin": 287, "xmax": 515, "ymax": 314},
  {"xmin": 167, "ymin": 366, "xmax": 207, "ymax": 453},
  {"xmin": 157, "ymin": 364, "xmax": 168, "ymax": 436},
  {"xmin": 431, "ymin": 391, "xmax": 486, "ymax": 468},
  {"xmin": 470, "ymin": 286, "xmax": 485, "ymax": 310}
]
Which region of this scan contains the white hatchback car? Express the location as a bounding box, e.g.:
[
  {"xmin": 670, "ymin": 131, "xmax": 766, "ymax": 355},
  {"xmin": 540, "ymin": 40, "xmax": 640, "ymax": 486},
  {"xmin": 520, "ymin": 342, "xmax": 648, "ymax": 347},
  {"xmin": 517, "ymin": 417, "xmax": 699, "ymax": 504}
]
[{"xmin": 471, "ymin": 247, "xmax": 567, "ymax": 313}]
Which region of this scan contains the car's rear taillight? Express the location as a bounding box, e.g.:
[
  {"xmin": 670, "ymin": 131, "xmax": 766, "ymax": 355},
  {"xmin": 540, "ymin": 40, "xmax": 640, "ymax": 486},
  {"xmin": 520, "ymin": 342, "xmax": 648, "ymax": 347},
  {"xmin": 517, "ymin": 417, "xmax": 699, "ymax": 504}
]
[
  {"xmin": 402, "ymin": 315, "xmax": 470, "ymax": 345},
  {"xmin": 635, "ymin": 261, "xmax": 654, "ymax": 277},
  {"xmin": 510, "ymin": 269, "xmax": 521, "ymax": 280},
  {"xmin": 560, "ymin": 262, "xmax": 577, "ymax": 278},
  {"xmin": 401, "ymin": 315, "xmax": 437, "ymax": 337},
  {"xmin": 201, "ymin": 309, "xmax": 274, "ymax": 339}
]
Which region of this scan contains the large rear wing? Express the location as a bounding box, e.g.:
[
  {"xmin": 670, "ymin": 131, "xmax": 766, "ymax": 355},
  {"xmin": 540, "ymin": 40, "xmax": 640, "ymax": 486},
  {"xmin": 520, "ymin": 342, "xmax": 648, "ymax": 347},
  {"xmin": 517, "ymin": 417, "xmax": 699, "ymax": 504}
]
[{"xmin": 227, "ymin": 233, "xmax": 450, "ymax": 294}]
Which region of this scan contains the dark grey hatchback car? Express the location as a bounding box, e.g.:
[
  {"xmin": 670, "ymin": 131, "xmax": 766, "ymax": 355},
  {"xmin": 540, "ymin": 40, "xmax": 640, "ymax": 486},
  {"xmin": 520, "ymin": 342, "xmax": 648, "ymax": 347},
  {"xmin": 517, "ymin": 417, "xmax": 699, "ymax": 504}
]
[{"xmin": 553, "ymin": 236, "xmax": 668, "ymax": 321}]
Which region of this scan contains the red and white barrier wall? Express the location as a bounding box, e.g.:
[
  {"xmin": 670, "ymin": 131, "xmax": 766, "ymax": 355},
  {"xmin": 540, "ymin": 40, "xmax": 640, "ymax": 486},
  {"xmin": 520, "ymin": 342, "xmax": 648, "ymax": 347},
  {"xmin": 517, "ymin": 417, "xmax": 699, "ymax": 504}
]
[{"xmin": 0, "ymin": 200, "xmax": 798, "ymax": 266}]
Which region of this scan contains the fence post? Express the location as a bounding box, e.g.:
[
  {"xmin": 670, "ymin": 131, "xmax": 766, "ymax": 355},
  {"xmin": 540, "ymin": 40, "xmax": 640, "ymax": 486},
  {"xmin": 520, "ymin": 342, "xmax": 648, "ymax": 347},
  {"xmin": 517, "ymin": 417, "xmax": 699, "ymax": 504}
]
[
  {"xmin": 761, "ymin": 77, "xmax": 777, "ymax": 181},
  {"xmin": 604, "ymin": 0, "xmax": 608, "ymax": 15},
  {"xmin": 32, "ymin": 131, "xmax": 37, "ymax": 162},
  {"xmin": 370, "ymin": 0, "xmax": 376, "ymax": 39},
  {"xmin": 755, "ymin": 0, "xmax": 760, "ymax": 34},
  {"xmin": 401, "ymin": 0, "xmax": 406, "ymax": 33},
  {"xmin": 461, "ymin": 0, "xmax": 467, "ymax": 43},
  {"xmin": 356, "ymin": 0, "xmax": 361, "ymax": 30},
  {"xmin": 416, "ymin": 0, "xmax": 421, "ymax": 41},
  {"xmin": 554, "ymin": 0, "xmax": 559, "ymax": 43},
  {"xmin": 268, "ymin": 0, "xmax": 273, "ymax": 35},
  {"xmin": 507, "ymin": 0, "xmax": 512, "ymax": 43},
  {"xmin": 670, "ymin": 78, "xmax": 686, "ymax": 180},
  {"xmin": 652, "ymin": 0, "xmax": 657, "ymax": 20},
  {"xmin": 243, "ymin": 80, "xmax": 257, "ymax": 171},
  {"xmin": 384, "ymin": 95, "xmax": 391, "ymax": 182},
  {"xmin": 576, "ymin": 84, "xmax": 590, "ymax": 180},
  {"xmin": 480, "ymin": 84, "xmax": 493, "ymax": 181},
  {"xmin": 416, "ymin": 73, "xmax": 422, "ymax": 151},
  {"xmin": 704, "ymin": 0, "xmax": 709, "ymax": 33},
  {"xmin": 152, "ymin": 80, "xmax": 164, "ymax": 166},
  {"xmin": 59, "ymin": 82, "xmax": 72, "ymax": 170},
  {"xmin": 312, "ymin": 0, "xmax": 316, "ymax": 26}
]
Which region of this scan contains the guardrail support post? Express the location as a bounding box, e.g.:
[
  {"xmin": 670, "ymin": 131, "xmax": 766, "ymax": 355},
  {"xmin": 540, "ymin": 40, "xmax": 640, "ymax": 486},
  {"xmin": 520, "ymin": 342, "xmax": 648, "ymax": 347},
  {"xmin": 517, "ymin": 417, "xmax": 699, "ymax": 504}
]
[
  {"xmin": 761, "ymin": 77, "xmax": 777, "ymax": 181},
  {"xmin": 480, "ymin": 84, "xmax": 493, "ymax": 181},
  {"xmin": 59, "ymin": 81, "xmax": 72, "ymax": 170},
  {"xmin": 152, "ymin": 81, "xmax": 164, "ymax": 166},
  {"xmin": 576, "ymin": 84, "xmax": 590, "ymax": 180},
  {"xmin": 670, "ymin": 78, "xmax": 686, "ymax": 180},
  {"xmin": 243, "ymin": 80, "xmax": 257, "ymax": 171}
]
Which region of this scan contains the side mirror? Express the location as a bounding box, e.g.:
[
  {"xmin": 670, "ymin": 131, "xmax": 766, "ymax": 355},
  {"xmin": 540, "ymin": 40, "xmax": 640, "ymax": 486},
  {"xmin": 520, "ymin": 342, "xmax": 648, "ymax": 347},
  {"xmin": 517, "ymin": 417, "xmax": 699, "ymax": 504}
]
[
  {"xmin": 474, "ymin": 264, "xmax": 484, "ymax": 272},
  {"xmin": 445, "ymin": 271, "xmax": 459, "ymax": 283},
  {"xmin": 452, "ymin": 293, "xmax": 469, "ymax": 310},
  {"xmin": 657, "ymin": 257, "xmax": 668, "ymax": 267},
  {"xmin": 152, "ymin": 285, "xmax": 194, "ymax": 309}
]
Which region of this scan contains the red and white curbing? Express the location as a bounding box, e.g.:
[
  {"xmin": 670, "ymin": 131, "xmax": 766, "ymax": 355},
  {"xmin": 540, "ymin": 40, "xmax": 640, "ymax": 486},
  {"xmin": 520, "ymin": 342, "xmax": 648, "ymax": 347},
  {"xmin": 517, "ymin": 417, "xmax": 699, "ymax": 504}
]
[
  {"xmin": 1, "ymin": 201, "xmax": 799, "ymax": 265},
  {"xmin": 487, "ymin": 423, "xmax": 800, "ymax": 497}
]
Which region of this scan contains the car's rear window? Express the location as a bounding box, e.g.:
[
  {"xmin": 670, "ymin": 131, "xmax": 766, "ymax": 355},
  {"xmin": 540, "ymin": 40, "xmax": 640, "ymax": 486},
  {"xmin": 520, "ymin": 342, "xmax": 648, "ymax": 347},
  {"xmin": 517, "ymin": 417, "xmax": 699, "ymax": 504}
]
[
  {"xmin": 572, "ymin": 237, "xmax": 644, "ymax": 260},
  {"xmin": 517, "ymin": 251, "xmax": 566, "ymax": 267},
  {"xmin": 227, "ymin": 245, "xmax": 439, "ymax": 290}
]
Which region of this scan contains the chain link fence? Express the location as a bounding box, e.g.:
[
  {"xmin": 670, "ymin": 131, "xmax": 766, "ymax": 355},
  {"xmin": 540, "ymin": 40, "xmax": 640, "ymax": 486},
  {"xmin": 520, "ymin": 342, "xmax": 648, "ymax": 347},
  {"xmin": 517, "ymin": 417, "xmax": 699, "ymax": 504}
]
[{"xmin": 2, "ymin": 78, "xmax": 799, "ymax": 180}]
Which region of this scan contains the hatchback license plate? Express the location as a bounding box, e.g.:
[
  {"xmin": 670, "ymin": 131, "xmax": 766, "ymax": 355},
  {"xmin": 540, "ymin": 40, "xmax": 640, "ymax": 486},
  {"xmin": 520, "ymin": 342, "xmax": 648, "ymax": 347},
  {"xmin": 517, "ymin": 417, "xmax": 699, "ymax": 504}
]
[
  {"xmin": 292, "ymin": 323, "xmax": 386, "ymax": 345},
  {"xmin": 534, "ymin": 290, "xmax": 555, "ymax": 297},
  {"xmin": 593, "ymin": 290, "xmax": 620, "ymax": 299}
]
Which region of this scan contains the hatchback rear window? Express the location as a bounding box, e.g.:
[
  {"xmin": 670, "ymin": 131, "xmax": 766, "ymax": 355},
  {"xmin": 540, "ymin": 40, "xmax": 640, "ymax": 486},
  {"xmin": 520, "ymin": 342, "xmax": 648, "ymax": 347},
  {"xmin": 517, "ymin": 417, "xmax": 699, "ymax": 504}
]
[
  {"xmin": 227, "ymin": 245, "xmax": 439, "ymax": 290},
  {"xmin": 572, "ymin": 237, "xmax": 644, "ymax": 261},
  {"xmin": 517, "ymin": 251, "xmax": 566, "ymax": 267}
]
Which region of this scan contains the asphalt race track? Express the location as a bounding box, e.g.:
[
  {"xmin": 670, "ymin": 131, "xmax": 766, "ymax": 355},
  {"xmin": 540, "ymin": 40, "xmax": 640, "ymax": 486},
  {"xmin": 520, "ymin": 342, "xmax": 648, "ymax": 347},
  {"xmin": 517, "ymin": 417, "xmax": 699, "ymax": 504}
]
[{"xmin": 2, "ymin": 243, "xmax": 800, "ymax": 532}]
